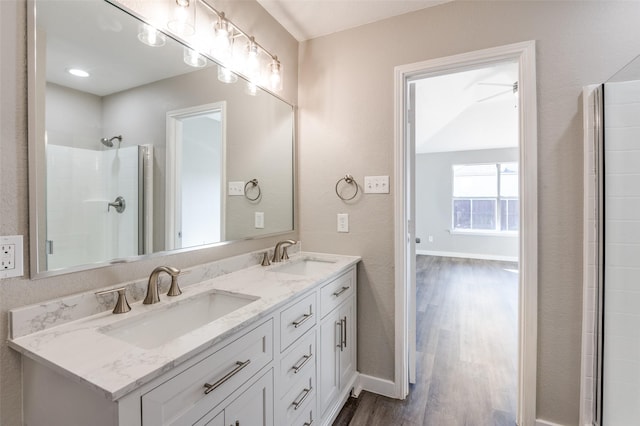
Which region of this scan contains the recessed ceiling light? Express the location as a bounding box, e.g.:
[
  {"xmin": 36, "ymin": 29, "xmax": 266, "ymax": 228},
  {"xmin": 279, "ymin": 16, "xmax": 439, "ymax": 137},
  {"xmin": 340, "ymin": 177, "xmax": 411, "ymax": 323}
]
[{"xmin": 67, "ymin": 68, "xmax": 90, "ymax": 78}]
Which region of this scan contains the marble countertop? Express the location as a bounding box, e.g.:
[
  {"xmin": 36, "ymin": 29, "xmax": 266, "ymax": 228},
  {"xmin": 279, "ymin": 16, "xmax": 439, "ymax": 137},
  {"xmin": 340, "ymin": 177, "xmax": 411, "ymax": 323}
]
[{"xmin": 8, "ymin": 252, "xmax": 360, "ymax": 401}]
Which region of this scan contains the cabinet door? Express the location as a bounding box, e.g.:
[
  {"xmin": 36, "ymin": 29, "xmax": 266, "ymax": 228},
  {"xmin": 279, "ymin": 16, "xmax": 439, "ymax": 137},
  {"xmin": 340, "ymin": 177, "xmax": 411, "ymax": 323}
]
[
  {"xmin": 318, "ymin": 310, "xmax": 340, "ymax": 416},
  {"xmin": 225, "ymin": 370, "xmax": 273, "ymax": 426},
  {"xmin": 338, "ymin": 299, "xmax": 355, "ymax": 388}
]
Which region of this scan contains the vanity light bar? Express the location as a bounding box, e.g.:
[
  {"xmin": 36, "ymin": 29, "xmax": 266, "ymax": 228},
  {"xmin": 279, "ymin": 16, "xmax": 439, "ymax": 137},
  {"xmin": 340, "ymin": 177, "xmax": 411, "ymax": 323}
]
[{"xmin": 191, "ymin": 0, "xmax": 283, "ymax": 91}]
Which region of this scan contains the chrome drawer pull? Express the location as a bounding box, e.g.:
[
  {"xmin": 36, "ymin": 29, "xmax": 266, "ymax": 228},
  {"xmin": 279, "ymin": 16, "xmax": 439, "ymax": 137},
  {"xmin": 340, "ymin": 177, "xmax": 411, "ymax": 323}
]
[
  {"xmin": 292, "ymin": 312, "xmax": 313, "ymax": 328},
  {"xmin": 332, "ymin": 286, "xmax": 349, "ymax": 297},
  {"xmin": 292, "ymin": 386, "xmax": 313, "ymax": 410},
  {"xmin": 342, "ymin": 317, "xmax": 347, "ymax": 350},
  {"xmin": 336, "ymin": 320, "xmax": 343, "ymax": 349},
  {"xmin": 291, "ymin": 352, "xmax": 313, "ymax": 373},
  {"xmin": 203, "ymin": 359, "xmax": 251, "ymax": 395}
]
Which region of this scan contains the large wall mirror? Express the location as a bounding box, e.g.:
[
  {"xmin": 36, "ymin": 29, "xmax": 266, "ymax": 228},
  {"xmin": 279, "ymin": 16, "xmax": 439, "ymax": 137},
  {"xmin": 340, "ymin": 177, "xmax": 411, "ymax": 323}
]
[{"xmin": 28, "ymin": 0, "xmax": 294, "ymax": 277}]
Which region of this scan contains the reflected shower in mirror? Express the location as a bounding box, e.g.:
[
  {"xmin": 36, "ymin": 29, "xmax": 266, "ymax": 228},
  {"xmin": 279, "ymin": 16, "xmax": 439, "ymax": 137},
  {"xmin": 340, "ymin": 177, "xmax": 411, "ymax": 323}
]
[{"xmin": 29, "ymin": 0, "xmax": 294, "ymax": 276}]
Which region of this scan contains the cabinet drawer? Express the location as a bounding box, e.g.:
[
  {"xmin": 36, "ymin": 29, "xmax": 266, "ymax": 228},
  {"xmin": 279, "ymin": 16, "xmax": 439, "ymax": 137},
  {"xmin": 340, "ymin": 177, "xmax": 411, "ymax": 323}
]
[
  {"xmin": 290, "ymin": 405, "xmax": 316, "ymax": 426},
  {"xmin": 320, "ymin": 270, "xmax": 354, "ymax": 318},
  {"xmin": 280, "ymin": 293, "xmax": 316, "ymax": 351},
  {"xmin": 142, "ymin": 319, "xmax": 273, "ymax": 426},
  {"xmin": 279, "ymin": 331, "xmax": 315, "ymax": 398},
  {"xmin": 281, "ymin": 374, "xmax": 315, "ymax": 426}
]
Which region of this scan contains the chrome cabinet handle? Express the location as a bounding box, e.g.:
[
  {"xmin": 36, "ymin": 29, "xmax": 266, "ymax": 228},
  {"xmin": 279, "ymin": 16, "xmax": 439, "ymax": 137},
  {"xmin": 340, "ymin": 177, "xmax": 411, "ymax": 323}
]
[
  {"xmin": 341, "ymin": 316, "xmax": 347, "ymax": 350},
  {"xmin": 203, "ymin": 359, "xmax": 251, "ymax": 394},
  {"xmin": 292, "ymin": 311, "xmax": 313, "ymax": 328},
  {"xmin": 303, "ymin": 420, "xmax": 314, "ymax": 426},
  {"xmin": 291, "ymin": 352, "xmax": 313, "ymax": 373},
  {"xmin": 336, "ymin": 320, "xmax": 343, "ymax": 349},
  {"xmin": 332, "ymin": 286, "xmax": 350, "ymax": 297},
  {"xmin": 292, "ymin": 386, "xmax": 313, "ymax": 410}
]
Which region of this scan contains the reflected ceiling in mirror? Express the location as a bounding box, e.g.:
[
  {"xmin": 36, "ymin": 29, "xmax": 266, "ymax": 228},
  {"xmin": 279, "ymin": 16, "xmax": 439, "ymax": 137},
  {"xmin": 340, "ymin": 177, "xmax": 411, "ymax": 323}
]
[{"xmin": 29, "ymin": 0, "xmax": 294, "ymax": 276}]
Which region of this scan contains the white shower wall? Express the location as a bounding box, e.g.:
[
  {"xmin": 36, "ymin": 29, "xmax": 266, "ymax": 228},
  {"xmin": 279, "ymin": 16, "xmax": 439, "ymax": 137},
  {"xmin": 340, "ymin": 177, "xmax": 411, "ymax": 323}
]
[
  {"xmin": 46, "ymin": 145, "xmax": 139, "ymax": 270},
  {"xmin": 603, "ymin": 78, "xmax": 640, "ymax": 425}
]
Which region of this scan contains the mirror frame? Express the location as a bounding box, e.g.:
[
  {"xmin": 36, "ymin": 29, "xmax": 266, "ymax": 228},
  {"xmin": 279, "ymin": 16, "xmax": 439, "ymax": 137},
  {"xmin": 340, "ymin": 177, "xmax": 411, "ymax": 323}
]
[{"xmin": 27, "ymin": 0, "xmax": 297, "ymax": 278}]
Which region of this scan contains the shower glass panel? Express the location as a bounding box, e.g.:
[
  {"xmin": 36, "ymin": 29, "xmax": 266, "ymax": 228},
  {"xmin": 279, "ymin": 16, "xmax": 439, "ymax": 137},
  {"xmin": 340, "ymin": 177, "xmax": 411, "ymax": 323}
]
[
  {"xmin": 602, "ymin": 54, "xmax": 640, "ymax": 425},
  {"xmin": 46, "ymin": 145, "xmax": 140, "ymax": 270}
]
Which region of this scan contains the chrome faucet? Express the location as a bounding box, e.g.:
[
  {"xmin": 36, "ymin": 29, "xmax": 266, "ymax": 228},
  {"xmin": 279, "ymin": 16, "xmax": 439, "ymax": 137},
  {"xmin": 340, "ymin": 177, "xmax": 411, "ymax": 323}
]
[
  {"xmin": 271, "ymin": 240, "xmax": 296, "ymax": 263},
  {"xmin": 144, "ymin": 266, "xmax": 182, "ymax": 304}
]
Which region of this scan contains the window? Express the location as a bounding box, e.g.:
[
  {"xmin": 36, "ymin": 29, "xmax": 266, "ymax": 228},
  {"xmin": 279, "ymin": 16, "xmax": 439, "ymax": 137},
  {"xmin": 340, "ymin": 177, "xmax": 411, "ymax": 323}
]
[{"xmin": 452, "ymin": 162, "xmax": 519, "ymax": 232}]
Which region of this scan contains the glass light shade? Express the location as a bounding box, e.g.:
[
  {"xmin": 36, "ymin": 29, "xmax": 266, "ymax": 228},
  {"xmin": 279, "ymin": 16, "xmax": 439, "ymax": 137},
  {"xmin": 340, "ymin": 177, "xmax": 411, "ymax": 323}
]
[
  {"xmin": 212, "ymin": 17, "xmax": 233, "ymax": 63},
  {"xmin": 138, "ymin": 23, "xmax": 166, "ymax": 47},
  {"xmin": 244, "ymin": 39, "xmax": 260, "ymax": 81},
  {"xmin": 245, "ymin": 82, "xmax": 258, "ymax": 96},
  {"xmin": 184, "ymin": 47, "xmax": 206, "ymax": 68},
  {"xmin": 167, "ymin": 0, "xmax": 195, "ymax": 36},
  {"xmin": 268, "ymin": 59, "xmax": 283, "ymax": 92},
  {"xmin": 218, "ymin": 65, "xmax": 238, "ymax": 84}
]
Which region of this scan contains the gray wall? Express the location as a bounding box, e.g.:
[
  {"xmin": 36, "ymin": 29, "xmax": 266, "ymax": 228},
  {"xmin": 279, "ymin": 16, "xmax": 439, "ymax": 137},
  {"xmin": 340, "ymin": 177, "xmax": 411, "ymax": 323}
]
[
  {"xmin": 298, "ymin": 2, "xmax": 640, "ymax": 424},
  {"xmin": 416, "ymin": 148, "xmax": 519, "ymax": 260},
  {"xmin": 0, "ymin": 0, "xmax": 298, "ymax": 424}
]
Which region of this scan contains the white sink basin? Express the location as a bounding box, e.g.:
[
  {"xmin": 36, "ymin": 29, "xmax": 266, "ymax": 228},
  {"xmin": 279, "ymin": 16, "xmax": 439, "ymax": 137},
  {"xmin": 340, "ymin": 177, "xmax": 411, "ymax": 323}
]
[
  {"xmin": 269, "ymin": 258, "xmax": 336, "ymax": 276},
  {"xmin": 100, "ymin": 291, "xmax": 258, "ymax": 349}
]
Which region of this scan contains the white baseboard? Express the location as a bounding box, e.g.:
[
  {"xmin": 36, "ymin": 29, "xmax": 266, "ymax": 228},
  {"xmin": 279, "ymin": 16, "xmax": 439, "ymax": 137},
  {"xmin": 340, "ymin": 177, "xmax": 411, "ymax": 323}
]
[
  {"xmin": 416, "ymin": 249, "xmax": 518, "ymax": 263},
  {"xmin": 536, "ymin": 419, "xmax": 567, "ymax": 426},
  {"xmin": 355, "ymin": 374, "xmax": 397, "ymax": 399}
]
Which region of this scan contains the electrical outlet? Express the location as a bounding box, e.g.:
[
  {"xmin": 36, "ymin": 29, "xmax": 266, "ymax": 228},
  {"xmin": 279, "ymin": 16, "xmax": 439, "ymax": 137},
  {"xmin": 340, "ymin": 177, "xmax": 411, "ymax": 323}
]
[
  {"xmin": 228, "ymin": 181, "xmax": 245, "ymax": 196},
  {"xmin": 0, "ymin": 235, "xmax": 23, "ymax": 279},
  {"xmin": 337, "ymin": 213, "xmax": 349, "ymax": 233},
  {"xmin": 255, "ymin": 212, "xmax": 264, "ymax": 229},
  {"xmin": 1, "ymin": 244, "xmax": 15, "ymax": 269}
]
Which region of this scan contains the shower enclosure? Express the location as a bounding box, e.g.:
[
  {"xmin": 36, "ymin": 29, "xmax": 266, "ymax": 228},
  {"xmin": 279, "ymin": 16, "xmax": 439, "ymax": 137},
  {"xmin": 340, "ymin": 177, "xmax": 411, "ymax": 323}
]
[
  {"xmin": 45, "ymin": 144, "xmax": 153, "ymax": 271},
  {"xmin": 584, "ymin": 54, "xmax": 640, "ymax": 425}
]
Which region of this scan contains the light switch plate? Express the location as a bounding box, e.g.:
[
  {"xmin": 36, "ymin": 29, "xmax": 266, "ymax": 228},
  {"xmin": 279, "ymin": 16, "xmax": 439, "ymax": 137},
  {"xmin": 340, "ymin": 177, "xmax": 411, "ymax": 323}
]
[
  {"xmin": 337, "ymin": 213, "xmax": 349, "ymax": 233},
  {"xmin": 228, "ymin": 181, "xmax": 245, "ymax": 196},
  {"xmin": 0, "ymin": 235, "xmax": 23, "ymax": 279},
  {"xmin": 255, "ymin": 212, "xmax": 264, "ymax": 229},
  {"xmin": 364, "ymin": 176, "xmax": 390, "ymax": 194}
]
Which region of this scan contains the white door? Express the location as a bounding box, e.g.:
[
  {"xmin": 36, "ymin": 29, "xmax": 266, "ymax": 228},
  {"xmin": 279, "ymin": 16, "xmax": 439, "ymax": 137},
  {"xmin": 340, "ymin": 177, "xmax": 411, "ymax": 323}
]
[
  {"xmin": 319, "ymin": 311, "xmax": 340, "ymax": 416},
  {"xmin": 338, "ymin": 300, "xmax": 355, "ymax": 387}
]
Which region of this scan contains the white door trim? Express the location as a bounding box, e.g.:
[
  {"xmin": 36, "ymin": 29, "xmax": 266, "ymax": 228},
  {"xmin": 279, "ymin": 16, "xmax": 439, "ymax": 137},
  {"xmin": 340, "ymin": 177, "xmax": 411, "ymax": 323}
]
[
  {"xmin": 393, "ymin": 40, "xmax": 538, "ymax": 425},
  {"xmin": 166, "ymin": 102, "xmax": 227, "ymax": 249}
]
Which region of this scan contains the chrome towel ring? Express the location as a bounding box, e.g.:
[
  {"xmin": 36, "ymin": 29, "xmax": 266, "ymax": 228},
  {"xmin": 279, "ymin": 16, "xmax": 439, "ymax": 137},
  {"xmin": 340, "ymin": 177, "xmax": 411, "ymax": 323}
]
[
  {"xmin": 244, "ymin": 179, "xmax": 261, "ymax": 201},
  {"xmin": 335, "ymin": 174, "xmax": 359, "ymax": 201}
]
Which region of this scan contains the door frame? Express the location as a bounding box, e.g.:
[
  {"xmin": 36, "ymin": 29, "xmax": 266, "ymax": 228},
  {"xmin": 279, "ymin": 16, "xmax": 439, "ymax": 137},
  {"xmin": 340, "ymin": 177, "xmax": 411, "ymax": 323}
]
[
  {"xmin": 166, "ymin": 102, "xmax": 227, "ymax": 249},
  {"xmin": 393, "ymin": 41, "xmax": 538, "ymax": 425}
]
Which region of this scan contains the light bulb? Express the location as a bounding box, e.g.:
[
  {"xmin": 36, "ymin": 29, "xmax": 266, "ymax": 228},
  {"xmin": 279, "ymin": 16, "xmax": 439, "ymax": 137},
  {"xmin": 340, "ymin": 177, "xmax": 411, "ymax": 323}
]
[{"xmin": 138, "ymin": 23, "xmax": 166, "ymax": 47}]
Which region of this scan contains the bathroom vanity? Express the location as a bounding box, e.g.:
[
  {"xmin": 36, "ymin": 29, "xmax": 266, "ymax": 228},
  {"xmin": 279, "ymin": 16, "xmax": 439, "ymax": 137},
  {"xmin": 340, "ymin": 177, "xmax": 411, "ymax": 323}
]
[{"xmin": 9, "ymin": 252, "xmax": 359, "ymax": 426}]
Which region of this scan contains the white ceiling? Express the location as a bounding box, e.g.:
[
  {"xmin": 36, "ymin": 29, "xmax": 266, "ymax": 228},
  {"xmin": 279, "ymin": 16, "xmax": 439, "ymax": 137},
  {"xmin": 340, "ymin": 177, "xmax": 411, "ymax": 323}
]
[
  {"xmin": 414, "ymin": 61, "xmax": 519, "ymax": 154},
  {"xmin": 256, "ymin": 0, "xmax": 451, "ymax": 41}
]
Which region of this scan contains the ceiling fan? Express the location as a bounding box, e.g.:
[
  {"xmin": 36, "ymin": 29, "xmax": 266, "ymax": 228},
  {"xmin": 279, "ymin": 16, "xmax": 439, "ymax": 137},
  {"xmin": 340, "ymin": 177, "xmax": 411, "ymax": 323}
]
[{"xmin": 476, "ymin": 81, "xmax": 518, "ymax": 102}]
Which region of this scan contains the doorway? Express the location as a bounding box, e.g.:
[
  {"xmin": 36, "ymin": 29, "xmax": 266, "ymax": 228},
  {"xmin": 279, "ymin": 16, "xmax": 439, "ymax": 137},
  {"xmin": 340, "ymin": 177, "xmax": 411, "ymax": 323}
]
[
  {"xmin": 166, "ymin": 102, "xmax": 226, "ymax": 250},
  {"xmin": 394, "ymin": 41, "xmax": 538, "ymax": 425}
]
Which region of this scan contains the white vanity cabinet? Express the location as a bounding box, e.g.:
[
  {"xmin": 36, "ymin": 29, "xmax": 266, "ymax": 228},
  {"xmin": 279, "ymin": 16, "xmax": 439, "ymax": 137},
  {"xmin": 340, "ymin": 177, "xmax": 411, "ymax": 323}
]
[
  {"xmin": 18, "ymin": 263, "xmax": 358, "ymax": 426},
  {"xmin": 318, "ymin": 269, "xmax": 357, "ymax": 420}
]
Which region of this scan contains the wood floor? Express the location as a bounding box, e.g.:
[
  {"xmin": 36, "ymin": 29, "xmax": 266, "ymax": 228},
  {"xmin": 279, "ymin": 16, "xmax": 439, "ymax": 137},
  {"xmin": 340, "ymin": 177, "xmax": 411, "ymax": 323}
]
[{"xmin": 333, "ymin": 255, "xmax": 519, "ymax": 426}]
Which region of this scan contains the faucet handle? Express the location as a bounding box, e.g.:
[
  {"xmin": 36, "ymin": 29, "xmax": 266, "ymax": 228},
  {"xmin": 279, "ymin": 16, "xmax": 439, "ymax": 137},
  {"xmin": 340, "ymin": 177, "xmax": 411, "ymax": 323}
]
[
  {"xmin": 167, "ymin": 269, "xmax": 189, "ymax": 297},
  {"xmin": 261, "ymin": 252, "xmax": 271, "ymax": 266},
  {"xmin": 282, "ymin": 246, "xmax": 290, "ymax": 260},
  {"xmin": 96, "ymin": 287, "xmax": 131, "ymax": 314}
]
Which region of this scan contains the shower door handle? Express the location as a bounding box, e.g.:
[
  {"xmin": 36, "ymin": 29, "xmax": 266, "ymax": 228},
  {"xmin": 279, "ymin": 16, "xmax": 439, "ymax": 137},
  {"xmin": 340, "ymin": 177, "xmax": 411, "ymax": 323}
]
[{"xmin": 108, "ymin": 196, "xmax": 126, "ymax": 213}]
